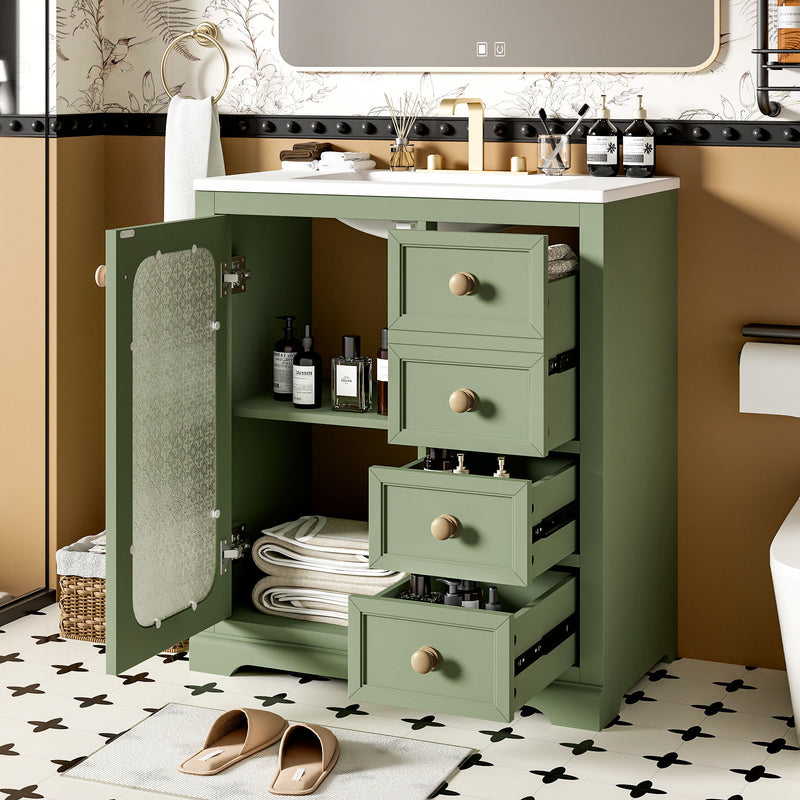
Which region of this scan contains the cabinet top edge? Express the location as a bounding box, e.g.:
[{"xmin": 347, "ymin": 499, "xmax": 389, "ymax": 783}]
[{"xmin": 195, "ymin": 170, "xmax": 679, "ymax": 205}]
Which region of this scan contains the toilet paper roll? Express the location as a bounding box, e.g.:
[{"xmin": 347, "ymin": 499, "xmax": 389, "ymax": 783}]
[{"xmin": 740, "ymin": 341, "xmax": 800, "ymax": 418}]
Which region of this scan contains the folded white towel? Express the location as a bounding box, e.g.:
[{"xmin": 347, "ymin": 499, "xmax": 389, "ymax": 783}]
[
  {"xmin": 281, "ymin": 160, "xmax": 319, "ymax": 172},
  {"xmin": 319, "ymin": 160, "xmax": 377, "ymax": 173},
  {"xmin": 320, "ymin": 151, "xmax": 371, "ymax": 163},
  {"xmin": 163, "ymin": 96, "xmax": 225, "ymax": 222}
]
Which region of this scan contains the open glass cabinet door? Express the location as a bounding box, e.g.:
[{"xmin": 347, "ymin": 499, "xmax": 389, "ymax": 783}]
[{"xmin": 105, "ymin": 216, "xmax": 232, "ymax": 674}]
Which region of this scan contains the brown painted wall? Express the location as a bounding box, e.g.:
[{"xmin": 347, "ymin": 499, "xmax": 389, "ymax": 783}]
[
  {"xmin": 52, "ymin": 134, "xmax": 798, "ymax": 668},
  {"xmin": 0, "ymin": 138, "xmax": 46, "ymax": 597}
]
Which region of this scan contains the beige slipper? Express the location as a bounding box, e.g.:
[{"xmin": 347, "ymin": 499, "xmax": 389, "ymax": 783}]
[
  {"xmin": 269, "ymin": 722, "xmax": 340, "ymax": 796},
  {"xmin": 178, "ymin": 708, "xmax": 288, "ymax": 776}
]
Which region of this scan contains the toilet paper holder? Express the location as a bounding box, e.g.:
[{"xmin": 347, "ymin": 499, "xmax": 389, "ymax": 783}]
[{"xmin": 742, "ymin": 323, "xmax": 800, "ymax": 341}]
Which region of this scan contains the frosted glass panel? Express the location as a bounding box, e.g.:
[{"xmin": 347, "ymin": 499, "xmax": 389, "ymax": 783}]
[{"xmin": 131, "ymin": 247, "xmax": 217, "ymax": 628}]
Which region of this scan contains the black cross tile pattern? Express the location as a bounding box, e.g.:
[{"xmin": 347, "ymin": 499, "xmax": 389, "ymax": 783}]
[
  {"xmin": 6, "ymin": 684, "xmax": 44, "ymax": 697},
  {"xmin": 643, "ymin": 751, "xmax": 692, "ymax": 768},
  {"xmin": 517, "ymin": 705, "xmax": 540, "ymax": 717},
  {"xmin": 286, "ymin": 671, "xmax": 331, "ymax": 684},
  {"xmin": 616, "ymin": 780, "xmax": 667, "ymax": 797},
  {"xmin": 705, "ymin": 795, "xmax": 744, "ymax": 800},
  {"xmin": 92, "ymin": 644, "xmax": 106, "ymax": 655},
  {"xmin": 50, "ymin": 662, "xmax": 88, "ymax": 675},
  {"xmin": 26, "ymin": 718, "xmax": 67, "ymax": 733},
  {"xmin": 644, "ymin": 668, "xmax": 680, "ymax": 682},
  {"xmin": 623, "ymin": 690, "xmax": 658, "ymax": 705},
  {"xmin": 402, "ymin": 715, "xmax": 445, "ymax": 731},
  {"xmin": 254, "ymin": 693, "xmax": 295, "ymax": 707},
  {"xmin": 157, "ymin": 650, "xmax": 186, "ymax": 664},
  {"xmin": 326, "ymin": 703, "xmax": 368, "ymax": 719},
  {"xmin": 714, "ymin": 678, "xmax": 757, "ymax": 693},
  {"xmin": 0, "ymin": 743, "xmax": 19, "ymax": 756},
  {"xmin": 98, "ymin": 730, "xmax": 128, "ymax": 744},
  {"xmin": 478, "ymin": 726, "xmax": 524, "ymax": 743},
  {"xmin": 118, "ymin": 672, "xmax": 154, "ymax": 685},
  {"xmin": 427, "ymin": 782, "xmax": 459, "ymax": 797},
  {"xmin": 458, "ymin": 753, "xmax": 493, "ymax": 769},
  {"xmin": 752, "ymin": 736, "xmax": 800, "ymax": 753},
  {"xmin": 669, "ymin": 725, "xmax": 715, "ymax": 741},
  {"xmin": 559, "ymin": 739, "xmax": 606, "ymax": 755},
  {"xmin": 691, "ymin": 701, "xmax": 737, "ymax": 717},
  {"xmin": 74, "ymin": 694, "xmax": 113, "ymax": 708},
  {"xmin": 773, "ymin": 713, "xmax": 795, "ymax": 727},
  {"xmin": 30, "ymin": 634, "xmax": 63, "ymax": 645},
  {"xmin": 730, "ymin": 765, "xmax": 782, "ymax": 782},
  {"xmin": 0, "ymin": 786, "xmax": 44, "ymax": 800},
  {"xmin": 529, "ymin": 766, "xmax": 578, "ymax": 783},
  {"xmin": 185, "ymin": 682, "xmax": 223, "ymax": 696},
  {"xmin": 51, "ymin": 755, "xmax": 87, "ymax": 773},
  {"xmin": 604, "ymin": 714, "xmax": 634, "ymax": 728},
  {"xmin": 0, "ymin": 653, "xmax": 24, "ymax": 664}
]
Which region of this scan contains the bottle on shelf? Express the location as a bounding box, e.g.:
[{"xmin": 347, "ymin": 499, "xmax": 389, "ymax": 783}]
[
  {"xmin": 493, "ymin": 456, "xmax": 511, "ymax": 478},
  {"xmin": 273, "ymin": 315, "xmax": 301, "ymax": 402},
  {"xmin": 376, "ymin": 327, "xmax": 389, "ymax": 416},
  {"xmin": 623, "ymin": 95, "xmax": 656, "ymax": 179},
  {"xmin": 292, "ymin": 323, "xmax": 322, "ymax": 409},
  {"xmin": 452, "ymin": 453, "xmax": 470, "ymax": 475},
  {"xmin": 331, "ymin": 335, "xmax": 372, "ymax": 412},
  {"xmin": 778, "ymin": 0, "xmax": 800, "ymax": 64},
  {"xmin": 459, "ymin": 580, "xmax": 483, "ymax": 609},
  {"xmin": 423, "ymin": 448, "xmax": 455, "ymax": 471},
  {"xmin": 586, "ymin": 94, "xmax": 619, "ymax": 178}
]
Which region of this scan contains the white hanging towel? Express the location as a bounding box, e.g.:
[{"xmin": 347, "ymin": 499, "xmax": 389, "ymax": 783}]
[{"xmin": 163, "ymin": 96, "xmax": 225, "ymax": 222}]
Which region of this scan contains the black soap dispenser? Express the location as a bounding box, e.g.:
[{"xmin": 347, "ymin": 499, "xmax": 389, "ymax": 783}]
[
  {"xmin": 623, "ymin": 95, "xmax": 656, "ymax": 179},
  {"xmin": 586, "ymin": 94, "xmax": 619, "ymax": 178},
  {"xmin": 273, "ymin": 315, "xmax": 301, "ymax": 402},
  {"xmin": 292, "ymin": 323, "xmax": 322, "ymax": 409}
]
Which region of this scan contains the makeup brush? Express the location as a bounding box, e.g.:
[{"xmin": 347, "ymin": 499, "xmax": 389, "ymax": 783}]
[{"xmin": 543, "ymin": 102, "xmax": 591, "ymax": 170}]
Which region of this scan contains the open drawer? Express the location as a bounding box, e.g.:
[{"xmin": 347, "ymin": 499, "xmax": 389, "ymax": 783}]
[
  {"xmin": 369, "ymin": 454, "xmax": 577, "ymax": 586},
  {"xmin": 348, "ymin": 571, "xmax": 576, "ymax": 723}
]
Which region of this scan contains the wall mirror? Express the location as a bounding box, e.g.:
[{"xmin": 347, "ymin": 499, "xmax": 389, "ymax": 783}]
[{"xmin": 279, "ymin": 0, "xmax": 720, "ymax": 73}]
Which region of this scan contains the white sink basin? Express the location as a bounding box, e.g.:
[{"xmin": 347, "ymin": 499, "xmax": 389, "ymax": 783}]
[{"xmin": 301, "ymin": 169, "xmax": 567, "ymax": 187}]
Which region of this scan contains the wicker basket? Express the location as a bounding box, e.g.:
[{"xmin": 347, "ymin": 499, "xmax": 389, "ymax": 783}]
[{"xmin": 58, "ymin": 574, "xmax": 188, "ymax": 653}]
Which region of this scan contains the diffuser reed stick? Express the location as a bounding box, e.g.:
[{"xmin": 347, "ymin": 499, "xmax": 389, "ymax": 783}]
[{"xmin": 385, "ymin": 92, "xmax": 423, "ymax": 171}]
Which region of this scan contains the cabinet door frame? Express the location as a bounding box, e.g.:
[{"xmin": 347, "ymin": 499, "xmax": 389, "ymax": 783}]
[{"xmin": 106, "ymin": 215, "xmax": 233, "ymax": 674}]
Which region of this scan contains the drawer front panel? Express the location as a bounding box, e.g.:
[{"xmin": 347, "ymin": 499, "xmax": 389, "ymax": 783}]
[
  {"xmin": 369, "ymin": 458, "xmax": 577, "ymax": 586},
  {"xmin": 348, "ymin": 571, "xmax": 576, "ymax": 722},
  {"xmin": 389, "ymin": 230, "xmax": 547, "ymax": 339},
  {"xmin": 390, "ymin": 344, "xmax": 577, "ymax": 457}
]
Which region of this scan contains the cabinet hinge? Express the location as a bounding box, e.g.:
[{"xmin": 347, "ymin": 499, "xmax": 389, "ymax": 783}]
[
  {"xmin": 513, "ymin": 614, "xmax": 577, "ymax": 677},
  {"xmin": 548, "ymin": 349, "xmax": 578, "ymax": 375},
  {"xmin": 220, "ymin": 522, "xmax": 249, "ymax": 575},
  {"xmin": 220, "ymin": 256, "xmax": 251, "ymax": 297},
  {"xmin": 532, "ymin": 501, "xmax": 578, "ymax": 544}
]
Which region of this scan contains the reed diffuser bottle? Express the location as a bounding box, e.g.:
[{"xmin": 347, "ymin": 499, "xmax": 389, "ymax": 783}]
[{"xmin": 386, "ymin": 92, "xmax": 423, "ymax": 172}]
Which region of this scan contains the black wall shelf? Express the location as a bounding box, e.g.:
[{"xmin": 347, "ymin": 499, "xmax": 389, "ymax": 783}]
[{"xmin": 6, "ymin": 113, "xmax": 800, "ymax": 147}]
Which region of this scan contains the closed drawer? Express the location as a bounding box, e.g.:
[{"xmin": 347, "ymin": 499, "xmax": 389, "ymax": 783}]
[
  {"xmin": 348, "ymin": 571, "xmax": 576, "ymax": 722},
  {"xmin": 369, "ymin": 454, "xmax": 577, "ymax": 586},
  {"xmin": 388, "ymin": 344, "xmax": 576, "ymax": 457},
  {"xmin": 388, "ymin": 230, "xmax": 575, "ymax": 343}
]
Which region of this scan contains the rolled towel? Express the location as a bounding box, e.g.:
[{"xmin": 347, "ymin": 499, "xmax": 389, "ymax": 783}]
[
  {"xmin": 281, "ymin": 160, "xmax": 319, "ymax": 172},
  {"xmin": 548, "ymin": 257, "xmax": 578, "ymax": 281},
  {"xmin": 548, "ymin": 243, "xmax": 577, "ymax": 262},
  {"xmin": 319, "ymin": 159, "xmax": 377, "ymax": 173},
  {"xmin": 252, "ymin": 576, "xmax": 350, "ymax": 626},
  {"xmin": 320, "ymin": 151, "xmax": 371, "ymax": 163}
]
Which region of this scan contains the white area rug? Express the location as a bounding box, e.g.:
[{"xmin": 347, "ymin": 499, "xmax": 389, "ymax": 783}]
[{"xmin": 67, "ymin": 703, "xmax": 473, "ymax": 800}]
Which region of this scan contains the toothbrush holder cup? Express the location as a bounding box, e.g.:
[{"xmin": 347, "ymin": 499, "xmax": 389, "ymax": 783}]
[{"xmin": 538, "ymin": 134, "xmax": 571, "ymax": 176}]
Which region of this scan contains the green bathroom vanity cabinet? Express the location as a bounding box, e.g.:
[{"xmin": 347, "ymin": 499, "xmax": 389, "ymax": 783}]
[{"xmin": 105, "ymin": 171, "xmax": 678, "ymax": 730}]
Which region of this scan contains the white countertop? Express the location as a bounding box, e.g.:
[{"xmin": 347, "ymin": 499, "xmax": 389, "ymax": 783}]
[{"xmin": 195, "ymin": 169, "xmax": 680, "ymax": 204}]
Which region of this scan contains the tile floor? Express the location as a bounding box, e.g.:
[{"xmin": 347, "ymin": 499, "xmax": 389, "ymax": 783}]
[{"xmin": 1, "ymin": 604, "xmax": 798, "ymax": 800}]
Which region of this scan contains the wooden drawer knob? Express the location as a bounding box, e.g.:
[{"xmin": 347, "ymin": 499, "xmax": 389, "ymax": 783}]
[
  {"xmin": 411, "ymin": 646, "xmax": 440, "ymax": 674},
  {"xmin": 95, "ymin": 265, "xmax": 106, "ymax": 288},
  {"xmin": 431, "ymin": 513, "xmax": 459, "ymax": 540},
  {"xmin": 449, "ymin": 272, "xmax": 477, "ymax": 296},
  {"xmin": 449, "ymin": 388, "xmax": 477, "ymax": 413}
]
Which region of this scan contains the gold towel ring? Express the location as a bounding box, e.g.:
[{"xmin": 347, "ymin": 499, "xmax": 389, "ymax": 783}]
[{"xmin": 161, "ymin": 22, "xmax": 230, "ymax": 106}]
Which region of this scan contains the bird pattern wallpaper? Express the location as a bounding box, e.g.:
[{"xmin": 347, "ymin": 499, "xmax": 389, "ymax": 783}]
[{"xmin": 52, "ymin": 0, "xmax": 798, "ymax": 120}]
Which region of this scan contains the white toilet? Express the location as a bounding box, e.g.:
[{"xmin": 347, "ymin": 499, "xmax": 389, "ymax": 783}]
[{"xmin": 770, "ymin": 495, "xmax": 800, "ymax": 727}]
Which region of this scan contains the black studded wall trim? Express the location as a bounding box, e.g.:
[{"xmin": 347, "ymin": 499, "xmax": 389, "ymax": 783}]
[{"xmin": 5, "ymin": 113, "xmax": 800, "ymax": 146}]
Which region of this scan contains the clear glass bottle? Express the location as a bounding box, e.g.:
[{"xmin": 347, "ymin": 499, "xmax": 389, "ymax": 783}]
[
  {"xmin": 389, "ymin": 138, "xmax": 415, "ymax": 171},
  {"xmin": 331, "ymin": 335, "xmax": 372, "ymax": 412}
]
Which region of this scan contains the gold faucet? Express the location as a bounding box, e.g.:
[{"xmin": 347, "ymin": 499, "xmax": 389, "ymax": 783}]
[{"xmin": 438, "ymin": 97, "xmax": 485, "ymax": 171}]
